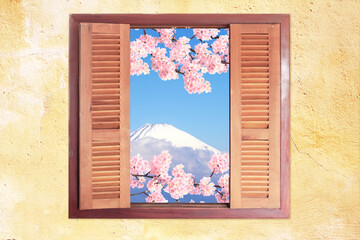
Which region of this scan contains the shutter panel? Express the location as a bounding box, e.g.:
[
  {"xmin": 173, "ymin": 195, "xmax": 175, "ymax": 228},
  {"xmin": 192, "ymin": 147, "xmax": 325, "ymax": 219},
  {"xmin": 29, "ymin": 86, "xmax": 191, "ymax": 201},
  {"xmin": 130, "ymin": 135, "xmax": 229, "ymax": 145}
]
[
  {"xmin": 230, "ymin": 24, "xmax": 280, "ymax": 209},
  {"xmin": 79, "ymin": 23, "xmax": 130, "ymax": 209}
]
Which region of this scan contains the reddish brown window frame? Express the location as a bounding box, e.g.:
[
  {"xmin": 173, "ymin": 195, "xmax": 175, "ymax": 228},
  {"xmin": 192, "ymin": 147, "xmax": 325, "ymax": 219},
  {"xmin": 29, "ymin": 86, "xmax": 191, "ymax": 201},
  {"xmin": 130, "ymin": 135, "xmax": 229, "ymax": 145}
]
[{"xmin": 69, "ymin": 14, "xmax": 290, "ymax": 219}]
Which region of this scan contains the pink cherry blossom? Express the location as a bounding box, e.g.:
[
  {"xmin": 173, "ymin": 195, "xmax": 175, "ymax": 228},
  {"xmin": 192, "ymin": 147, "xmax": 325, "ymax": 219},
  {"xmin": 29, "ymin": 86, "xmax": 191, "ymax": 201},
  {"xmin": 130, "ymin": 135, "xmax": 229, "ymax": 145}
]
[
  {"xmin": 169, "ymin": 37, "xmax": 191, "ymax": 62},
  {"xmin": 199, "ymin": 177, "xmax": 216, "ymax": 196},
  {"xmin": 130, "ymin": 28, "xmax": 229, "ymax": 94},
  {"xmin": 183, "ymin": 71, "xmax": 211, "ymax": 94},
  {"xmin": 193, "ymin": 29, "xmax": 220, "ymax": 41},
  {"xmin": 215, "ymin": 192, "xmax": 229, "ymax": 203},
  {"xmin": 130, "ymin": 176, "xmax": 146, "ymax": 188},
  {"xmin": 130, "ymin": 150, "xmax": 230, "ymax": 203},
  {"xmin": 151, "ymin": 48, "xmax": 179, "ymax": 80},
  {"xmin": 190, "ymin": 185, "xmax": 201, "ymax": 195},
  {"xmin": 164, "ymin": 164, "xmax": 194, "ymax": 199},
  {"xmin": 211, "ymin": 35, "xmax": 229, "ymax": 55},
  {"xmin": 149, "ymin": 150, "xmax": 172, "ymax": 176},
  {"xmin": 130, "ymin": 58, "xmax": 150, "ymax": 76},
  {"xmin": 147, "ymin": 178, "xmax": 163, "ymax": 193},
  {"xmin": 156, "ymin": 29, "xmax": 176, "ymax": 47},
  {"xmin": 171, "ymin": 164, "xmax": 186, "ymax": 177},
  {"xmin": 208, "ymin": 153, "xmax": 229, "ymax": 174},
  {"xmin": 146, "ymin": 191, "xmax": 168, "ymax": 203},
  {"xmin": 130, "ymin": 154, "xmax": 150, "ymax": 175},
  {"xmin": 218, "ymin": 174, "xmax": 229, "ymax": 195}
]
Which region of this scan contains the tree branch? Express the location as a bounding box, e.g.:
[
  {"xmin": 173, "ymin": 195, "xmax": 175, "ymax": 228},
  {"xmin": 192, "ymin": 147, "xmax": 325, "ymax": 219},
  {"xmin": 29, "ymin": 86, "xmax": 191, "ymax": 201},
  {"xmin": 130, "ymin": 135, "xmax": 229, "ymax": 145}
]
[
  {"xmin": 198, "ymin": 39, "xmax": 213, "ymax": 49},
  {"xmin": 131, "ymin": 190, "xmax": 150, "ymax": 196},
  {"xmin": 215, "ymin": 189, "xmax": 223, "ymax": 196},
  {"xmin": 221, "ymin": 60, "xmax": 229, "ymax": 65},
  {"xmin": 189, "ymin": 52, "xmax": 195, "ymax": 60},
  {"xmin": 175, "ymin": 69, "xmax": 184, "ymax": 75},
  {"xmin": 132, "ymin": 172, "xmax": 154, "ymax": 178},
  {"xmin": 151, "ymin": 28, "xmax": 161, "ymax": 36}
]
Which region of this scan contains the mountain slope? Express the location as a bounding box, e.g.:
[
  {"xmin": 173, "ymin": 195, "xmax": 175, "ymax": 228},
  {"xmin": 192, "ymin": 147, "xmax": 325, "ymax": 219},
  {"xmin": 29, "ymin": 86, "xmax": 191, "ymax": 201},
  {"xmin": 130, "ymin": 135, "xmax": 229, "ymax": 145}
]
[
  {"xmin": 130, "ymin": 123, "xmax": 220, "ymax": 179},
  {"xmin": 131, "ymin": 123, "xmax": 219, "ymax": 153}
]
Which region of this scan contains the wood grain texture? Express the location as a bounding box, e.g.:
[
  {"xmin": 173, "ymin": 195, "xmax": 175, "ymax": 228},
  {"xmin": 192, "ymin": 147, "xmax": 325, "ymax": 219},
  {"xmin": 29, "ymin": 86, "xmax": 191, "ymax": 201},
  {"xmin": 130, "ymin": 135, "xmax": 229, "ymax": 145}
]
[
  {"xmin": 71, "ymin": 14, "xmax": 289, "ymax": 28},
  {"xmin": 79, "ymin": 23, "xmax": 130, "ymax": 210},
  {"xmin": 230, "ymin": 24, "xmax": 281, "ymax": 209},
  {"xmin": 268, "ymin": 24, "xmax": 281, "ymax": 208},
  {"xmin": 69, "ymin": 14, "xmax": 290, "ymax": 218},
  {"xmin": 69, "ymin": 15, "xmax": 80, "ymax": 218},
  {"xmin": 79, "ymin": 23, "xmax": 93, "ymax": 210},
  {"xmin": 230, "ymin": 24, "xmax": 242, "ymax": 209},
  {"xmin": 119, "ymin": 24, "xmax": 131, "ymax": 208},
  {"xmin": 280, "ymin": 16, "xmax": 290, "ymax": 218}
]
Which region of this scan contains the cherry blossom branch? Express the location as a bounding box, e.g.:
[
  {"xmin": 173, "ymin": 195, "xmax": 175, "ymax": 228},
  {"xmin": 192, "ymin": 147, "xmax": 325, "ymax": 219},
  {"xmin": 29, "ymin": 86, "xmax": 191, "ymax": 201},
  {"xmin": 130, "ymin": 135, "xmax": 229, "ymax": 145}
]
[
  {"xmin": 215, "ymin": 189, "xmax": 224, "ymax": 196},
  {"xmin": 132, "ymin": 173, "xmax": 154, "ymax": 178},
  {"xmin": 175, "ymin": 69, "xmax": 184, "ymax": 75},
  {"xmin": 130, "ymin": 151, "xmax": 229, "ymax": 203},
  {"xmin": 131, "ymin": 190, "xmax": 150, "ymax": 196},
  {"xmin": 151, "ymin": 28, "xmax": 161, "ymax": 36},
  {"xmin": 189, "ymin": 53, "xmax": 195, "ymax": 60},
  {"xmin": 221, "ymin": 60, "xmax": 229, "ymax": 65}
]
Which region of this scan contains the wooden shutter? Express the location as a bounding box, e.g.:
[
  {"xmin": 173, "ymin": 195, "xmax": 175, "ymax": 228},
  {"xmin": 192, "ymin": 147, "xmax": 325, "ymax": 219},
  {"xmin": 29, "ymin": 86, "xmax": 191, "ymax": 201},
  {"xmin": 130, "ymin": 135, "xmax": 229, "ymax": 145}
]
[
  {"xmin": 79, "ymin": 23, "xmax": 130, "ymax": 209},
  {"xmin": 230, "ymin": 24, "xmax": 280, "ymax": 209}
]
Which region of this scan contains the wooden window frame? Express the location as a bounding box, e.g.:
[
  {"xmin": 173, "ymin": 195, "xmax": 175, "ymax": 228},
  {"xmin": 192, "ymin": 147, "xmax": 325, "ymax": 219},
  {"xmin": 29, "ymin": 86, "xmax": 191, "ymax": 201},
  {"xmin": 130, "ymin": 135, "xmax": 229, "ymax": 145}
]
[{"xmin": 69, "ymin": 14, "xmax": 290, "ymax": 219}]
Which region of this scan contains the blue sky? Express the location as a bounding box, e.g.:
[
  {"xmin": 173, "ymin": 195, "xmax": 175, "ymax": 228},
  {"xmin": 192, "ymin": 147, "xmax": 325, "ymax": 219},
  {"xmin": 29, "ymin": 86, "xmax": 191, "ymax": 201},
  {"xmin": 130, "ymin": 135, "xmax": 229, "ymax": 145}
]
[{"xmin": 130, "ymin": 28, "xmax": 229, "ymax": 152}]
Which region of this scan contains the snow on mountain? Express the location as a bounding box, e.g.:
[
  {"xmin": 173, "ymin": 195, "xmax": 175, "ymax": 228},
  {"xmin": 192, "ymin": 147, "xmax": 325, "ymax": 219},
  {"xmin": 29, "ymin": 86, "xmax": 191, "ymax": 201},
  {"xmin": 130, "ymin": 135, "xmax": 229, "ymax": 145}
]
[
  {"xmin": 130, "ymin": 123, "xmax": 219, "ymax": 153},
  {"xmin": 130, "ymin": 123, "xmax": 222, "ymax": 180}
]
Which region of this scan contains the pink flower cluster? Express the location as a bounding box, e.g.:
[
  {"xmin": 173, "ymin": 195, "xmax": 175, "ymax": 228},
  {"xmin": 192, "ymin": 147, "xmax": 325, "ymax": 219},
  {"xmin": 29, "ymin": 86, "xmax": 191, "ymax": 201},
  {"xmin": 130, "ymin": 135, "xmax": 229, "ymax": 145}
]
[
  {"xmin": 131, "ymin": 34, "xmax": 158, "ymax": 76},
  {"xmin": 130, "ymin": 151, "xmax": 230, "ymax": 203},
  {"xmin": 147, "ymin": 178, "xmax": 163, "ymax": 193},
  {"xmin": 156, "ymin": 29, "xmax": 175, "ymax": 46},
  {"xmin": 215, "ymin": 192, "xmax": 229, "ymax": 203},
  {"xmin": 130, "ymin": 154, "xmax": 150, "ymax": 175},
  {"xmin": 215, "ymin": 174, "xmax": 229, "ymax": 203},
  {"xmin": 183, "ymin": 71, "xmax": 211, "ymax": 94},
  {"xmin": 151, "ymin": 48, "xmax": 179, "ymax": 80},
  {"xmin": 211, "ymin": 35, "xmax": 229, "ymax": 55},
  {"xmin": 164, "ymin": 164, "xmax": 195, "ymax": 199},
  {"xmin": 208, "ymin": 153, "xmax": 229, "ymax": 174},
  {"xmin": 130, "ymin": 28, "xmax": 229, "ymax": 94},
  {"xmin": 130, "ymin": 154, "xmax": 150, "ymax": 188},
  {"xmin": 193, "ymin": 43, "xmax": 228, "ymax": 75},
  {"xmin": 199, "ymin": 177, "xmax": 216, "ymax": 196},
  {"xmin": 169, "ymin": 36, "xmax": 191, "ymax": 62},
  {"xmin": 193, "ymin": 29, "xmax": 220, "ymax": 41},
  {"xmin": 146, "ymin": 191, "xmax": 168, "ymax": 203},
  {"xmin": 149, "ymin": 150, "xmax": 172, "ymax": 176},
  {"xmin": 130, "ymin": 176, "xmax": 146, "ymax": 188}
]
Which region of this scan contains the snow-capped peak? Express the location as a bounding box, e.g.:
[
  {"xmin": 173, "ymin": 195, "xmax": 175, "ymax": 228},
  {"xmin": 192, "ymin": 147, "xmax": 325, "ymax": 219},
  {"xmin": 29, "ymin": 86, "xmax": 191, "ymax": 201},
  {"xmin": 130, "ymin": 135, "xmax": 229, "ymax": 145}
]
[{"xmin": 130, "ymin": 123, "xmax": 219, "ymax": 153}]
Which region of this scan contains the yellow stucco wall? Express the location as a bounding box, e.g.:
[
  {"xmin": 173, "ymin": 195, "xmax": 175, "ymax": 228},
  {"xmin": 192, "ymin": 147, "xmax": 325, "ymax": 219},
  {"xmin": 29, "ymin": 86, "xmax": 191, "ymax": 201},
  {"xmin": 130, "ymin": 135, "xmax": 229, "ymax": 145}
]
[{"xmin": 0, "ymin": 0, "xmax": 359, "ymax": 239}]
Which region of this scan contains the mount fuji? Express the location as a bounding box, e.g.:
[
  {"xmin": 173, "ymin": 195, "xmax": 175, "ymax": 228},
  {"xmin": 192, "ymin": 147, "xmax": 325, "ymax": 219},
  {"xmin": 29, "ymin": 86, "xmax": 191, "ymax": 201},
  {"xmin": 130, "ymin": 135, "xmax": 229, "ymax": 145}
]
[{"xmin": 130, "ymin": 123, "xmax": 222, "ymax": 179}]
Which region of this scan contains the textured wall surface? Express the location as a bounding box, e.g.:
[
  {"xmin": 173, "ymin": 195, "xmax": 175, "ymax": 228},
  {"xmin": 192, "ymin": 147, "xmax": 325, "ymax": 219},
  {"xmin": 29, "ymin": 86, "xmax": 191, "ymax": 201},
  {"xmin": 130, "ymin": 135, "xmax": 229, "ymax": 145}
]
[{"xmin": 0, "ymin": 0, "xmax": 359, "ymax": 239}]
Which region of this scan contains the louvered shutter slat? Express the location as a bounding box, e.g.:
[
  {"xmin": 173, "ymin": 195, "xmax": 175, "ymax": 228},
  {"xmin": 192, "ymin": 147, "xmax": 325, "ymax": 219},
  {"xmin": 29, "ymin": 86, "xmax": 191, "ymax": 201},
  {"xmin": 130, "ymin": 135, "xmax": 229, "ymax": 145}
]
[
  {"xmin": 230, "ymin": 24, "xmax": 280, "ymax": 209},
  {"xmin": 80, "ymin": 23, "xmax": 130, "ymax": 210}
]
